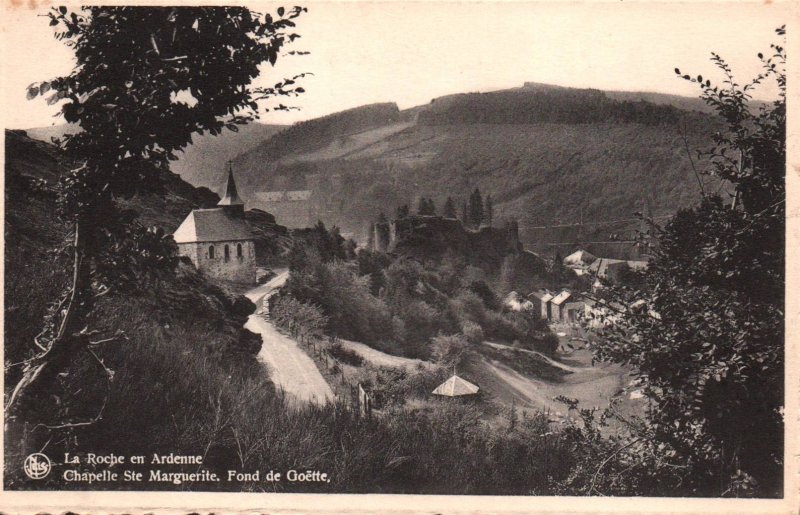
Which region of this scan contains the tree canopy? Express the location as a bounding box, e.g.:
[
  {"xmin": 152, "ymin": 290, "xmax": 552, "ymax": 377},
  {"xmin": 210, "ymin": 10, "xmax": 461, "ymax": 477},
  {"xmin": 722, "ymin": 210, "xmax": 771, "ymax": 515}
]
[
  {"xmin": 11, "ymin": 6, "xmax": 307, "ymax": 417},
  {"xmin": 585, "ymin": 26, "xmax": 786, "ymax": 497}
]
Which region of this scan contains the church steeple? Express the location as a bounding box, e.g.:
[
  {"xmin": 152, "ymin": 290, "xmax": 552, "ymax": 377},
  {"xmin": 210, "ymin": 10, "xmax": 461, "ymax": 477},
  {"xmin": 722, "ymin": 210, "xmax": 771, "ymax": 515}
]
[{"xmin": 218, "ymin": 161, "xmax": 245, "ymax": 217}]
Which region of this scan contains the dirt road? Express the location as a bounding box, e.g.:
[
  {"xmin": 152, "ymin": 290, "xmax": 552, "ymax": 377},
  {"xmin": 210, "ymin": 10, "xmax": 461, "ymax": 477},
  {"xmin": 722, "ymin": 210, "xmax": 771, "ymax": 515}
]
[
  {"xmin": 338, "ymin": 338, "xmax": 429, "ymax": 370},
  {"xmin": 244, "ymin": 272, "xmax": 334, "ymax": 406},
  {"xmin": 244, "ymin": 270, "xmax": 289, "ymax": 303}
]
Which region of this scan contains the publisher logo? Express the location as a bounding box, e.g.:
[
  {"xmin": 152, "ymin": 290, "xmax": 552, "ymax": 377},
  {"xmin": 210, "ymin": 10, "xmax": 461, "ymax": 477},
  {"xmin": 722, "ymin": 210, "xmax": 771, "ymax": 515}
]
[{"xmin": 23, "ymin": 453, "xmax": 51, "ymax": 480}]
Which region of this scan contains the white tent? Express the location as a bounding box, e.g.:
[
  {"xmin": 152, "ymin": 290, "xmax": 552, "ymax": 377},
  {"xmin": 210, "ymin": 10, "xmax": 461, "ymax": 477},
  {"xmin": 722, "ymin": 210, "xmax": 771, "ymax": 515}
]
[{"xmin": 432, "ymin": 374, "xmax": 480, "ymax": 397}]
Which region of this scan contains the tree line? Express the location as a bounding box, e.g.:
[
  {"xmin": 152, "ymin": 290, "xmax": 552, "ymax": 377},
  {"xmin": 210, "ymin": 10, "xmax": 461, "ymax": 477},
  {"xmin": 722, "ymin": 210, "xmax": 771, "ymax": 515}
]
[{"xmin": 381, "ymin": 188, "xmax": 495, "ymax": 229}]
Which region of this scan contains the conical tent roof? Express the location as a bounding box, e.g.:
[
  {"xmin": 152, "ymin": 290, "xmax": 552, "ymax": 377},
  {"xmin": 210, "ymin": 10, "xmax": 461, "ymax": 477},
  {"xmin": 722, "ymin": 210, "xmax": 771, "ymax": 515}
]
[{"xmin": 432, "ymin": 374, "xmax": 479, "ymax": 397}]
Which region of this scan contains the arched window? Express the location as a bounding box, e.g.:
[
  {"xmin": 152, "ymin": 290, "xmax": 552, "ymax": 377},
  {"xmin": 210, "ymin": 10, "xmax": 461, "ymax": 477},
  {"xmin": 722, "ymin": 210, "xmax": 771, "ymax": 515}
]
[
  {"xmin": 224, "ymin": 244, "xmax": 230, "ymax": 261},
  {"xmin": 208, "ymin": 245, "xmax": 215, "ymax": 259},
  {"xmin": 237, "ymin": 243, "xmax": 243, "ymax": 258}
]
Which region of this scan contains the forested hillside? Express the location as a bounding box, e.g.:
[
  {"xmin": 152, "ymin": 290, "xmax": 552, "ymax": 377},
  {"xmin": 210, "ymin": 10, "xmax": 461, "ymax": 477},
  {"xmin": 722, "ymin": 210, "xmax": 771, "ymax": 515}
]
[
  {"xmin": 3, "ymin": 128, "xmax": 579, "ymax": 494},
  {"xmin": 26, "ymin": 85, "xmax": 723, "ymax": 256},
  {"xmin": 225, "ymin": 84, "xmax": 724, "ymax": 252}
]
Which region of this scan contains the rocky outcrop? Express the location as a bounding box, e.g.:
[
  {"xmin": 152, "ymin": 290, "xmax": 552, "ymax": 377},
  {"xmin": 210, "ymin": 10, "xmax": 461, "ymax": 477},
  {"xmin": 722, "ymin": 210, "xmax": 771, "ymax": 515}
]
[{"xmin": 369, "ymin": 215, "xmax": 532, "ymax": 272}]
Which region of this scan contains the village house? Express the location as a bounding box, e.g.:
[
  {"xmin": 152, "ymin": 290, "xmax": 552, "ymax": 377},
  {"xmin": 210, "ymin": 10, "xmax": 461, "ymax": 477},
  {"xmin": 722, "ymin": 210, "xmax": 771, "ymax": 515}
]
[
  {"xmin": 528, "ymin": 289, "xmax": 553, "ymax": 320},
  {"xmin": 549, "ymin": 290, "xmax": 572, "ymax": 322},
  {"xmin": 173, "ymin": 165, "xmax": 257, "ymax": 284},
  {"xmin": 562, "ymin": 249, "xmax": 597, "ymax": 275},
  {"xmin": 588, "ymin": 257, "xmax": 648, "ymax": 280},
  {"xmin": 252, "ymin": 189, "xmax": 314, "ymax": 228},
  {"xmin": 564, "ymin": 300, "xmax": 585, "ymax": 323}
]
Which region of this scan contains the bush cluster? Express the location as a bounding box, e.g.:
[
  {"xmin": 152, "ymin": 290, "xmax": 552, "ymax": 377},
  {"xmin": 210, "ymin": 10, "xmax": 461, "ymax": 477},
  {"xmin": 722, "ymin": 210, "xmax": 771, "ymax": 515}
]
[{"xmin": 285, "ymin": 236, "xmax": 559, "ymax": 360}]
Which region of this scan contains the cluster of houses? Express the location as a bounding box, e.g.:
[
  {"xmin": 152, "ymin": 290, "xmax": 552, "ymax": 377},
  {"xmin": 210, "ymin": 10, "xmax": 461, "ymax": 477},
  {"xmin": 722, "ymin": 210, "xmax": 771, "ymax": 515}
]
[
  {"xmin": 505, "ymin": 287, "xmax": 645, "ymax": 329},
  {"xmin": 502, "ymin": 248, "xmax": 651, "ymax": 327},
  {"xmin": 562, "ymin": 249, "xmax": 648, "ymax": 291},
  {"xmin": 504, "ymin": 289, "xmax": 584, "ymax": 323}
]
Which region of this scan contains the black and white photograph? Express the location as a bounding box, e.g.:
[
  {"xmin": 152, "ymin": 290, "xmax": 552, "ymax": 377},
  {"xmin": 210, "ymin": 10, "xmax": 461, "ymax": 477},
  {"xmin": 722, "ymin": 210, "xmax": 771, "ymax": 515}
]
[{"xmin": 1, "ymin": 0, "xmax": 797, "ymax": 511}]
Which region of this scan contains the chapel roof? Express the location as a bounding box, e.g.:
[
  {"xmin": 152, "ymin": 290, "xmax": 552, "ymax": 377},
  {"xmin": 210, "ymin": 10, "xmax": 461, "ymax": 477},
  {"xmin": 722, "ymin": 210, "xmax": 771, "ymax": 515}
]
[
  {"xmin": 173, "ymin": 208, "xmax": 253, "ymax": 244},
  {"xmin": 217, "ymin": 163, "xmax": 244, "ymax": 206}
]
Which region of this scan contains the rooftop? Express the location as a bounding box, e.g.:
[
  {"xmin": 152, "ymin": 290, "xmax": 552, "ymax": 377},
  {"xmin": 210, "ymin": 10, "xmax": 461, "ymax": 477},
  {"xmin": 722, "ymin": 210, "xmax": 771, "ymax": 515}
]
[
  {"xmin": 173, "ymin": 208, "xmax": 253, "ymax": 244},
  {"xmin": 217, "ymin": 163, "xmax": 244, "ymax": 207},
  {"xmin": 432, "ymin": 374, "xmax": 480, "ymax": 397},
  {"xmin": 551, "ymin": 290, "xmax": 572, "ymax": 305}
]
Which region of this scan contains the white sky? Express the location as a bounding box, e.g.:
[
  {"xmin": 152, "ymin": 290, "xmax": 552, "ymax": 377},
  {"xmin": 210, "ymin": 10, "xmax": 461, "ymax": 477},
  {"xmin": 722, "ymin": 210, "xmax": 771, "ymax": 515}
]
[{"xmin": 1, "ymin": 1, "xmax": 795, "ymax": 130}]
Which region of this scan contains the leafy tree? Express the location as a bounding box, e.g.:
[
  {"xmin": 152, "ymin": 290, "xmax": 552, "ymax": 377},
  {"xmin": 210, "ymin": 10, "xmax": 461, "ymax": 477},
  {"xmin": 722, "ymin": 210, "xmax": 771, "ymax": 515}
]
[
  {"xmin": 484, "ymin": 194, "xmax": 494, "ymax": 226},
  {"xmin": 430, "ymin": 334, "xmax": 469, "ymax": 370},
  {"xmin": 443, "ymin": 196, "xmax": 457, "ymax": 218},
  {"xmin": 550, "ymin": 250, "xmax": 566, "ymax": 288},
  {"xmin": 590, "ymin": 27, "xmax": 786, "ymax": 496},
  {"xmin": 396, "ymin": 203, "xmax": 410, "ymax": 219},
  {"xmin": 12, "ymin": 7, "xmax": 307, "ymax": 418},
  {"xmin": 356, "ymin": 248, "xmax": 391, "ymax": 295},
  {"xmin": 468, "ymin": 188, "xmax": 484, "ymax": 228},
  {"xmin": 417, "ymin": 197, "xmax": 436, "ymax": 216}
]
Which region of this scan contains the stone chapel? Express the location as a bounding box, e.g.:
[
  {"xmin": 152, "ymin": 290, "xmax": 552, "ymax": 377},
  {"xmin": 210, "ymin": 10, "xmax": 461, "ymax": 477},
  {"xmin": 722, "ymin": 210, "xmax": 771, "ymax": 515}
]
[{"xmin": 173, "ymin": 164, "xmax": 256, "ymax": 284}]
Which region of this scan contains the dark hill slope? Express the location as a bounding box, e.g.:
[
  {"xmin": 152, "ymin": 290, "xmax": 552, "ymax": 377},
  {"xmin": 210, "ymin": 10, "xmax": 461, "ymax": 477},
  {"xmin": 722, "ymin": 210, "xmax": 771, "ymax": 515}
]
[
  {"xmin": 520, "ymin": 82, "xmax": 716, "ymax": 114},
  {"xmin": 249, "ymin": 102, "xmax": 403, "ymax": 160},
  {"xmin": 168, "ymin": 122, "xmax": 285, "ymax": 190},
  {"xmin": 417, "ymin": 86, "xmax": 682, "ymax": 126},
  {"xmin": 3, "ymin": 129, "xmax": 264, "ymax": 367},
  {"xmin": 228, "ymin": 85, "xmax": 723, "ymax": 255},
  {"xmin": 4, "ymin": 129, "xmax": 273, "ymax": 487}
]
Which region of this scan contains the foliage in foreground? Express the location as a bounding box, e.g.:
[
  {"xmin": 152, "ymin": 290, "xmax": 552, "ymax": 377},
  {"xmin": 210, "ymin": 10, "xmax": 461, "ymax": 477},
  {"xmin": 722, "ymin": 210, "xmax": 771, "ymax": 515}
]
[
  {"xmin": 580, "ymin": 28, "xmax": 786, "ymax": 497},
  {"xmin": 11, "ymin": 5, "xmax": 308, "ymax": 423},
  {"xmin": 6, "ymin": 287, "xmax": 574, "ymax": 493}
]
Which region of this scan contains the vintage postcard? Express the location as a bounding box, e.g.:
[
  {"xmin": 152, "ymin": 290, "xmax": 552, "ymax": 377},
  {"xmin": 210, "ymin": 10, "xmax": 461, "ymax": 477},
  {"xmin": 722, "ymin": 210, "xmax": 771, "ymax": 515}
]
[{"xmin": 1, "ymin": 0, "xmax": 798, "ymax": 513}]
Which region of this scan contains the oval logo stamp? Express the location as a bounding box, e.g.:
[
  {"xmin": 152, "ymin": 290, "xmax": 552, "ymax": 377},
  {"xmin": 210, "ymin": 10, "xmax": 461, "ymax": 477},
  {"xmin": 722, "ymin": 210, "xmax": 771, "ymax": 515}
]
[{"xmin": 23, "ymin": 453, "xmax": 51, "ymax": 480}]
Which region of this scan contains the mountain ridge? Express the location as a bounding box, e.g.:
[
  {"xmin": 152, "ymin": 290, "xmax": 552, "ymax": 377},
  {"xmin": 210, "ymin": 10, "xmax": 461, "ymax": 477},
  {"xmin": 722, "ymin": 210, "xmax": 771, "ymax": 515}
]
[
  {"xmin": 225, "ymin": 83, "xmax": 724, "ymax": 256},
  {"xmin": 24, "ymin": 83, "xmax": 726, "ymax": 257}
]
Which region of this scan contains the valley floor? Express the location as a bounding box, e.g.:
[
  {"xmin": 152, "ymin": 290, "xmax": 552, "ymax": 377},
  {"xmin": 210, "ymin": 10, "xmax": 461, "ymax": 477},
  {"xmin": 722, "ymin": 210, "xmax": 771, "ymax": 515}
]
[
  {"xmin": 472, "ymin": 339, "xmax": 641, "ymax": 422},
  {"xmin": 242, "ymin": 271, "xmax": 641, "ymax": 421}
]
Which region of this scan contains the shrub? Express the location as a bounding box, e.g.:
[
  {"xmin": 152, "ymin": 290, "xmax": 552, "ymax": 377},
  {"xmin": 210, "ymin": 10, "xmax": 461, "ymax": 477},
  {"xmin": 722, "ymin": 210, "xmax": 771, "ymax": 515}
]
[
  {"xmin": 449, "ymin": 289, "xmax": 488, "ymax": 327},
  {"xmin": 328, "ymin": 342, "xmax": 364, "ymax": 367},
  {"xmin": 468, "ymin": 280, "xmax": 501, "ymax": 310},
  {"xmin": 461, "ymin": 321, "xmax": 485, "ymax": 345},
  {"xmin": 533, "ymin": 332, "xmax": 559, "ymax": 356},
  {"xmin": 270, "ymin": 294, "xmax": 327, "ymax": 343},
  {"xmin": 430, "ymin": 334, "xmax": 469, "ymax": 369}
]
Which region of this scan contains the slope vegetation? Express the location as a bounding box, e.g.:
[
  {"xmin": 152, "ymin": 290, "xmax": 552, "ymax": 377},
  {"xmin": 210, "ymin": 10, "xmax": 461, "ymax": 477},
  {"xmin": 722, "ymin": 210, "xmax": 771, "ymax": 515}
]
[
  {"xmin": 4, "ymin": 129, "xmax": 581, "ymax": 494},
  {"xmin": 227, "ymin": 84, "xmax": 723, "ymax": 255}
]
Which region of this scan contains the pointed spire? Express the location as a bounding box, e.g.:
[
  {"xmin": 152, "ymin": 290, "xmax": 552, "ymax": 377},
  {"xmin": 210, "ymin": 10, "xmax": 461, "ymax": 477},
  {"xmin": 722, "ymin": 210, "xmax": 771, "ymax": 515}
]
[{"xmin": 218, "ymin": 161, "xmax": 244, "ymax": 207}]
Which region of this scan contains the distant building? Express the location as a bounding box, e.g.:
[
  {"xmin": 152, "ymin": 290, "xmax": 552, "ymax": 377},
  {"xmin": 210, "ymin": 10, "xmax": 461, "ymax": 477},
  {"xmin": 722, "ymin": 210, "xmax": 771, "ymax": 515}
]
[
  {"xmin": 549, "ymin": 290, "xmax": 572, "ymax": 322},
  {"xmin": 528, "ymin": 289, "xmax": 553, "ymax": 320},
  {"xmin": 563, "ymin": 249, "xmax": 597, "ymax": 266},
  {"xmin": 563, "ymin": 249, "xmax": 597, "ymax": 276},
  {"xmin": 564, "ymin": 300, "xmax": 585, "ymax": 323},
  {"xmin": 173, "ymin": 165, "xmax": 256, "ymax": 284},
  {"xmin": 588, "ymin": 258, "xmax": 648, "ymax": 290},
  {"xmin": 252, "ymin": 190, "xmax": 314, "ymax": 229}
]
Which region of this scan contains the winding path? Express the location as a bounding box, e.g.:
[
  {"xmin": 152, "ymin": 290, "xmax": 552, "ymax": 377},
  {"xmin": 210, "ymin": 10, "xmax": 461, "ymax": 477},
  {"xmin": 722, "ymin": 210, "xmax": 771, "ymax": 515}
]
[{"xmin": 244, "ymin": 271, "xmax": 334, "ymax": 406}]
